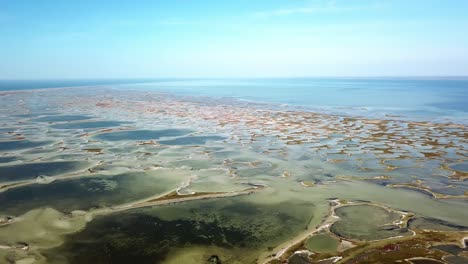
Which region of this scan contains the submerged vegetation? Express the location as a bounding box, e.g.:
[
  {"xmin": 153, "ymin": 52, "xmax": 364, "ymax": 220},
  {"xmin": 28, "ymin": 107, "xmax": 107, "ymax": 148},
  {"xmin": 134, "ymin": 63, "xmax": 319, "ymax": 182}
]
[{"xmin": 0, "ymin": 87, "xmax": 467, "ymax": 264}]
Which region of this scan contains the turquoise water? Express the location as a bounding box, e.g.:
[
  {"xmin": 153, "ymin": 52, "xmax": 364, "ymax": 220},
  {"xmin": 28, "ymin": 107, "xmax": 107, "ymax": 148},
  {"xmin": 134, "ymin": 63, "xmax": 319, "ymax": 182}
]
[{"xmin": 1, "ymin": 78, "xmax": 467, "ymax": 123}]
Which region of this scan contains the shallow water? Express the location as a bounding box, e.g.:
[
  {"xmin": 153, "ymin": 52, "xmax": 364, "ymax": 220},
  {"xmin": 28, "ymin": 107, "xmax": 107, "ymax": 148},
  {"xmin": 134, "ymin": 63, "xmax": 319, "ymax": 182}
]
[
  {"xmin": 32, "ymin": 115, "xmax": 94, "ymax": 122},
  {"xmin": 45, "ymin": 193, "xmax": 318, "ymax": 264},
  {"xmin": 444, "ymin": 256, "xmax": 468, "ymax": 264},
  {"xmin": 0, "ymin": 140, "xmax": 51, "ymax": 151},
  {"xmin": 0, "ymin": 161, "xmax": 90, "ymax": 183},
  {"xmin": 0, "ymin": 85, "xmax": 466, "ymax": 264},
  {"xmin": 159, "ymin": 136, "xmax": 227, "ymax": 145},
  {"xmin": 0, "ymin": 170, "xmax": 190, "ymax": 216},
  {"xmin": 2, "ymin": 78, "xmax": 468, "ymax": 125},
  {"xmin": 408, "ymin": 217, "xmax": 468, "ymax": 231},
  {"xmin": 304, "ymin": 234, "xmax": 339, "ymax": 253},
  {"xmin": 450, "ymin": 162, "xmax": 468, "ymax": 173},
  {"xmin": 432, "ymin": 244, "xmax": 467, "ymax": 255},
  {"xmin": 51, "ymin": 121, "xmax": 130, "ymax": 129},
  {"xmin": 330, "ymin": 204, "xmax": 411, "ymax": 240},
  {"xmin": 116, "ymin": 78, "xmax": 468, "ymax": 124},
  {"xmin": 0, "ymin": 156, "xmax": 17, "ymax": 163},
  {"xmin": 94, "ymin": 129, "xmax": 193, "ymax": 141}
]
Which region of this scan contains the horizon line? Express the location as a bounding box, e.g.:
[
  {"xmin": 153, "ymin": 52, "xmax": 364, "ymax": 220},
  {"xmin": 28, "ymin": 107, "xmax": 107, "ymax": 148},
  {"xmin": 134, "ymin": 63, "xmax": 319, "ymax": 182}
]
[{"xmin": 2, "ymin": 75, "xmax": 468, "ymax": 81}]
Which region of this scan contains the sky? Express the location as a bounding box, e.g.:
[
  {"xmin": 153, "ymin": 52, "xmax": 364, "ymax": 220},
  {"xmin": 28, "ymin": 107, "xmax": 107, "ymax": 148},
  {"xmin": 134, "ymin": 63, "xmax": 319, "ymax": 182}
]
[{"xmin": 1, "ymin": 0, "xmax": 468, "ymax": 79}]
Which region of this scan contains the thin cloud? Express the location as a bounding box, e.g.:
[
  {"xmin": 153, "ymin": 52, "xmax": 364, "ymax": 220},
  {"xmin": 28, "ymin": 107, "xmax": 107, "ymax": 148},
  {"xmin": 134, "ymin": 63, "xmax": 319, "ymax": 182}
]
[{"xmin": 252, "ymin": 0, "xmax": 388, "ymax": 19}]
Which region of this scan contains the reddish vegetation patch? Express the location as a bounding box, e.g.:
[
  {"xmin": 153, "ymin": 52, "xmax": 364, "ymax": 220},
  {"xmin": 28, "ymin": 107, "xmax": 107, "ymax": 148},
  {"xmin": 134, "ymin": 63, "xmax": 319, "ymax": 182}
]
[{"xmin": 382, "ymin": 244, "xmax": 399, "ymax": 252}]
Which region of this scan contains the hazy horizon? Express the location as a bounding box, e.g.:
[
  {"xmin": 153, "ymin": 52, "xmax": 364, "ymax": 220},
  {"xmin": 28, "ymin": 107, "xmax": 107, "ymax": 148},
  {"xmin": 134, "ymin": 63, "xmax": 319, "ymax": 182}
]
[{"xmin": 2, "ymin": 75, "xmax": 468, "ymax": 81}]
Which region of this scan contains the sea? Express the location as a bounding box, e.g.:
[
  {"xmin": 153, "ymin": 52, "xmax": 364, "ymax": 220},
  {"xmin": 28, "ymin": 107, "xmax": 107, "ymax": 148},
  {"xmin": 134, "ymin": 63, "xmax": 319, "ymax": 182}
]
[{"xmin": 1, "ymin": 78, "xmax": 467, "ymax": 124}]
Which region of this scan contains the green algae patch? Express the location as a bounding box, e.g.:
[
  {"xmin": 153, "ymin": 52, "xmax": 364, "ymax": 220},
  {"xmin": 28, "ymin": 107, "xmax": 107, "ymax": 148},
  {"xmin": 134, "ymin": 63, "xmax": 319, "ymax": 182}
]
[
  {"xmin": 0, "ymin": 169, "xmax": 191, "ymax": 216},
  {"xmin": 330, "ymin": 204, "xmax": 411, "ymax": 241},
  {"xmin": 304, "ymin": 233, "xmax": 339, "ymax": 253}
]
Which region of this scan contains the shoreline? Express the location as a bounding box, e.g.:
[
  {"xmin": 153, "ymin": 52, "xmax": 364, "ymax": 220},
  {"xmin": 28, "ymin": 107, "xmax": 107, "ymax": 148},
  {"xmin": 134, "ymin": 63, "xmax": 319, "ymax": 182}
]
[{"xmin": 259, "ymin": 200, "xmax": 417, "ymax": 264}]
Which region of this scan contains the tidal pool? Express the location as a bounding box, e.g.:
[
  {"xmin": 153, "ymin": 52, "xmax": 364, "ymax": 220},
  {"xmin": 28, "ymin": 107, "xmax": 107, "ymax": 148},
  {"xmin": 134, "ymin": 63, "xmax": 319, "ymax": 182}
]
[
  {"xmin": 304, "ymin": 233, "xmax": 339, "ymax": 253},
  {"xmin": 94, "ymin": 129, "xmax": 193, "ymax": 141},
  {"xmin": 432, "ymin": 244, "xmax": 467, "ymax": 256},
  {"xmin": 44, "ymin": 193, "xmax": 319, "ymax": 264},
  {"xmin": 330, "ymin": 204, "xmax": 411, "ymax": 241},
  {"xmin": 0, "ymin": 161, "xmax": 90, "ymax": 183},
  {"xmin": 444, "ymin": 256, "xmax": 468, "ymax": 264},
  {"xmin": 0, "ymin": 140, "xmax": 51, "ymax": 151},
  {"xmin": 383, "ymin": 159, "xmax": 419, "ymax": 167},
  {"xmin": 0, "ymin": 170, "xmax": 190, "ymax": 216},
  {"xmin": 0, "ymin": 156, "xmax": 16, "ymax": 163},
  {"xmin": 408, "ymin": 217, "xmax": 468, "ymax": 231},
  {"xmin": 159, "ymin": 136, "xmax": 226, "ymax": 145},
  {"xmin": 449, "ymin": 162, "xmax": 468, "ymax": 173},
  {"xmin": 51, "ymin": 121, "xmax": 130, "ymax": 129},
  {"xmin": 32, "ymin": 115, "xmax": 94, "ymax": 122}
]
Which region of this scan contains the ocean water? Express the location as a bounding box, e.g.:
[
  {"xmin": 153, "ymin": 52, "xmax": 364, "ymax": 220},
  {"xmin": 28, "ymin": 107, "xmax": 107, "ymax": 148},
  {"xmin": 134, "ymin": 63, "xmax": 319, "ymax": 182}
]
[
  {"xmin": 0, "ymin": 79, "xmax": 173, "ymax": 91},
  {"xmin": 120, "ymin": 78, "xmax": 468, "ymax": 123},
  {"xmin": 1, "ymin": 78, "xmax": 467, "ymax": 123}
]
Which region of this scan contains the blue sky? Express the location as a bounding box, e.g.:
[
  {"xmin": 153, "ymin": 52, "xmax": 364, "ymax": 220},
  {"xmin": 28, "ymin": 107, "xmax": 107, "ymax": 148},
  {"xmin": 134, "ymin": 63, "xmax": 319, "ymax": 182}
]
[{"xmin": 1, "ymin": 0, "xmax": 467, "ymax": 78}]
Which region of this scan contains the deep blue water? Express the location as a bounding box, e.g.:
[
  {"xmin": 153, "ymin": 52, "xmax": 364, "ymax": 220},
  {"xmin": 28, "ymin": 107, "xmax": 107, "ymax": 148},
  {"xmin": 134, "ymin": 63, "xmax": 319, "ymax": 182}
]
[
  {"xmin": 1, "ymin": 78, "xmax": 467, "ymax": 123},
  {"xmin": 0, "ymin": 79, "xmax": 180, "ymax": 91}
]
